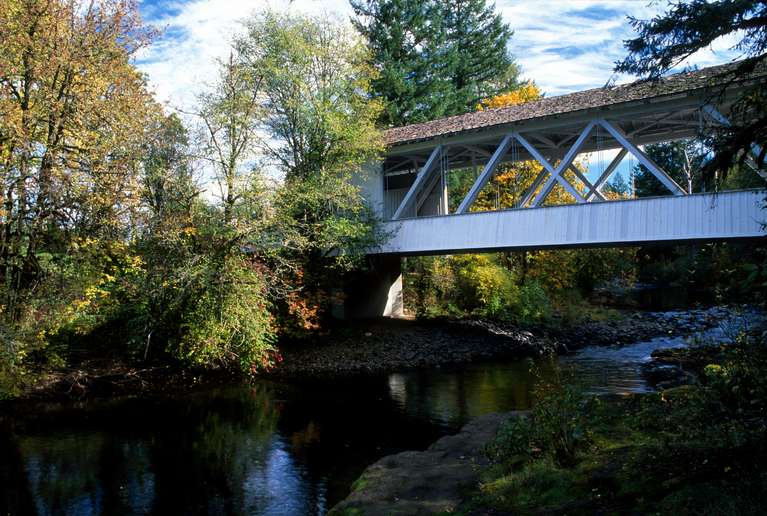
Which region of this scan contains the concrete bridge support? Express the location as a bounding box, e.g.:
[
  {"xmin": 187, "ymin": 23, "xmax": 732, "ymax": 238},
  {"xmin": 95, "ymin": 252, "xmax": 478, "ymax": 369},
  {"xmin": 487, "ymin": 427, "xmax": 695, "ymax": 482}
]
[{"xmin": 332, "ymin": 255, "xmax": 404, "ymax": 320}]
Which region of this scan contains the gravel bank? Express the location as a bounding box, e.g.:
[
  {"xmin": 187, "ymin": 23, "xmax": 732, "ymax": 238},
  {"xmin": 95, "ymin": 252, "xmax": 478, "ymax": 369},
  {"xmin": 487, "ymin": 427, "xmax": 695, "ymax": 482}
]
[{"xmin": 269, "ymin": 306, "xmax": 746, "ymax": 379}]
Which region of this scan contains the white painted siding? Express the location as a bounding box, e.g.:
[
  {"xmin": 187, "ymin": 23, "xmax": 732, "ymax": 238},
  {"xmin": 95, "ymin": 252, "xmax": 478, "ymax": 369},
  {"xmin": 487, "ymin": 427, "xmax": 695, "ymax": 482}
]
[
  {"xmin": 374, "ymin": 190, "xmax": 765, "ymax": 255},
  {"xmin": 353, "ymin": 163, "xmax": 385, "ymax": 218}
]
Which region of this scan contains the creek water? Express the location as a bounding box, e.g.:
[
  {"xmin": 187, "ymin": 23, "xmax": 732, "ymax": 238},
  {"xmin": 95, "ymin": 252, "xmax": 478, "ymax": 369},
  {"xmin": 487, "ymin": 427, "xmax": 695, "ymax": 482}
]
[{"xmin": 0, "ymin": 313, "xmax": 753, "ymax": 515}]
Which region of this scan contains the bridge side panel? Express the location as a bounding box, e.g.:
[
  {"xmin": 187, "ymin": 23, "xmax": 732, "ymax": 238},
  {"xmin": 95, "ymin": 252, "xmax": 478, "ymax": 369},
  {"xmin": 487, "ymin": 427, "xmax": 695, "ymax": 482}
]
[
  {"xmin": 353, "ymin": 162, "xmax": 385, "ymax": 218},
  {"xmin": 375, "ymin": 191, "xmax": 765, "ymax": 255}
]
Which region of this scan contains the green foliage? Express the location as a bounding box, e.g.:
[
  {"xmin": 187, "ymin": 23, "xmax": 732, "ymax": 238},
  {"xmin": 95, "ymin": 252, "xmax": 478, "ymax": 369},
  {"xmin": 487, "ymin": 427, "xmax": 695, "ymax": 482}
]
[
  {"xmin": 633, "ymin": 139, "xmax": 709, "ymax": 197},
  {"xmin": 455, "ymin": 255, "xmax": 520, "ymax": 318},
  {"xmin": 0, "ymin": 8, "xmax": 381, "ymax": 393},
  {"xmin": 273, "ymin": 172, "xmax": 385, "ymax": 271},
  {"xmin": 350, "ymin": 0, "xmax": 443, "ymax": 126},
  {"xmin": 518, "ymin": 281, "xmax": 552, "ymax": 323},
  {"xmin": 701, "ymin": 333, "xmax": 767, "ymax": 441},
  {"xmin": 405, "ymin": 246, "xmax": 637, "ymax": 323},
  {"xmin": 479, "ymin": 333, "xmax": 767, "ymax": 514},
  {"xmin": 635, "ymin": 242, "xmax": 766, "ymax": 303},
  {"xmin": 237, "ymin": 10, "xmax": 383, "ymax": 181},
  {"xmin": 485, "ymin": 413, "xmax": 535, "ymax": 468},
  {"xmin": 351, "ymin": 0, "xmax": 519, "ymax": 125},
  {"xmin": 229, "ymin": 10, "xmax": 386, "ymax": 331},
  {"xmin": 405, "ymin": 254, "xmax": 552, "ymax": 323},
  {"xmin": 0, "ymin": 0, "xmax": 160, "ymax": 393},
  {"xmin": 131, "ymin": 113, "xmax": 280, "ymax": 374},
  {"xmin": 178, "ymin": 257, "xmax": 277, "ymax": 373},
  {"xmin": 616, "ymin": 0, "xmax": 767, "ymax": 176},
  {"xmin": 480, "ymin": 458, "xmax": 584, "ymax": 513},
  {"xmin": 487, "ymin": 359, "xmax": 591, "ymax": 469}
]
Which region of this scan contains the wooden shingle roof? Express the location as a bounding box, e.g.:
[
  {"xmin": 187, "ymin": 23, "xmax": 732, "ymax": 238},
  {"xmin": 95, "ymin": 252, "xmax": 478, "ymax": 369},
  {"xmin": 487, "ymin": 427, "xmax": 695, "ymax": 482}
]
[{"xmin": 383, "ymin": 61, "xmax": 766, "ymax": 147}]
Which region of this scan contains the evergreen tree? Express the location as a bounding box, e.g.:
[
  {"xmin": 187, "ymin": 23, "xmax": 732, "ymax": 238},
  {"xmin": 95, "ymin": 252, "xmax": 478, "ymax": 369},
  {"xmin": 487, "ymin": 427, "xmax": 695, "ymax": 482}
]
[
  {"xmin": 439, "ymin": 0, "xmax": 519, "ymax": 115},
  {"xmin": 615, "ymin": 0, "xmax": 767, "ymax": 176},
  {"xmin": 351, "ymin": 0, "xmax": 519, "ymax": 126},
  {"xmin": 632, "ymin": 140, "xmax": 709, "ymax": 198},
  {"xmin": 603, "ymin": 173, "xmax": 629, "ymax": 197},
  {"xmin": 351, "ymin": 0, "xmax": 444, "ymax": 126}
]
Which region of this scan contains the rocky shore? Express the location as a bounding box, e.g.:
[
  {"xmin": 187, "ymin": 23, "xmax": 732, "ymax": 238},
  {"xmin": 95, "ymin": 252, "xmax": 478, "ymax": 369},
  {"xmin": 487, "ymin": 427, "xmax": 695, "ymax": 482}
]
[
  {"xmin": 269, "ymin": 305, "xmax": 743, "ymax": 379},
  {"xmin": 11, "ymin": 305, "xmax": 759, "ymax": 402},
  {"xmin": 328, "ymin": 305, "xmax": 766, "ymax": 515},
  {"xmin": 329, "ymin": 411, "xmax": 518, "ymax": 515}
]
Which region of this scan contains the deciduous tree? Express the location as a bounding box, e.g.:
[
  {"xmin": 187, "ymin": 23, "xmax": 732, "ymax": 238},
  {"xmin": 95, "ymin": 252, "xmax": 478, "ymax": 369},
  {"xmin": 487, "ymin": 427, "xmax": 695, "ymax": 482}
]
[{"xmin": 0, "ymin": 0, "xmax": 159, "ymax": 318}]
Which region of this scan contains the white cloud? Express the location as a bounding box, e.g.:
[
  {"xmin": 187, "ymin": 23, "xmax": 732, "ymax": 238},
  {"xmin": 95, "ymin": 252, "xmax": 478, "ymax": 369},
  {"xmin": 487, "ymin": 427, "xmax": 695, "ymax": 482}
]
[
  {"xmin": 136, "ymin": 0, "xmax": 745, "ymax": 110},
  {"xmin": 136, "ymin": 0, "xmax": 353, "ymax": 109},
  {"xmin": 497, "ymin": 0, "xmax": 743, "ymax": 96}
]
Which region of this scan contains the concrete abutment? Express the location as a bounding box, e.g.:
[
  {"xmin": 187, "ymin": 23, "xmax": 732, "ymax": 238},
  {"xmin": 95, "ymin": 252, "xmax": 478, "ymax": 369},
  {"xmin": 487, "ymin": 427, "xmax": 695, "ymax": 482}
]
[{"xmin": 332, "ymin": 255, "xmax": 404, "ymax": 320}]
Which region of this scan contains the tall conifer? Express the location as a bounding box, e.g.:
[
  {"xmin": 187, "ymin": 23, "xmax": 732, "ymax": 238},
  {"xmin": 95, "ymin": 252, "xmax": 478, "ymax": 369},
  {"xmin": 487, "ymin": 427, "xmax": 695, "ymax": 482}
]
[{"xmin": 351, "ymin": 0, "xmax": 519, "ymax": 126}]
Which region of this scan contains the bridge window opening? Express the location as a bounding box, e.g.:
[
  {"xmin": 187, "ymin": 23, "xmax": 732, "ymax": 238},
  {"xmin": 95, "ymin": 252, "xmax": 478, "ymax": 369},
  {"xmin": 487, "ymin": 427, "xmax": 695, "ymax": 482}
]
[{"xmin": 381, "ymin": 114, "xmax": 766, "ymax": 221}]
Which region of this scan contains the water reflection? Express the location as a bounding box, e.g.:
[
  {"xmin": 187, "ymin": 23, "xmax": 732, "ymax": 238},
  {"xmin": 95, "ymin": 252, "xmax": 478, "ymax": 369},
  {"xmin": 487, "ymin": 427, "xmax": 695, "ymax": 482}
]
[
  {"xmin": 2, "ymin": 323, "xmax": 730, "ymax": 515},
  {"xmin": 388, "ymin": 363, "xmax": 536, "ymax": 426}
]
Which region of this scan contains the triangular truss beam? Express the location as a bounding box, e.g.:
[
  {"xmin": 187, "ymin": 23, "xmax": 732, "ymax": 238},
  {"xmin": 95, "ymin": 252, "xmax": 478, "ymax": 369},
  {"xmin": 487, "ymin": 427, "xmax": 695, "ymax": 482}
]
[{"xmin": 393, "ymin": 119, "xmax": 692, "ymax": 219}]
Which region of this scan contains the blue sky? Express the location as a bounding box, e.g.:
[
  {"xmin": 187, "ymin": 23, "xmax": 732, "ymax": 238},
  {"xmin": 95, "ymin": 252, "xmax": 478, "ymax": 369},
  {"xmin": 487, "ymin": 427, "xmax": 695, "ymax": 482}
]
[
  {"xmin": 135, "ymin": 1, "xmax": 741, "ymax": 186},
  {"xmin": 136, "ymin": 0, "xmax": 741, "ymax": 108}
]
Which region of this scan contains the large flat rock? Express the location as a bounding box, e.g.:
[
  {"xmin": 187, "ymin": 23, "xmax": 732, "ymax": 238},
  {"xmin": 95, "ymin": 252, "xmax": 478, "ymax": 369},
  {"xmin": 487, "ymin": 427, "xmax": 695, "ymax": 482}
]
[{"xmin": 329, "ymin": 411, "xmax": 520, "ymax": 515}]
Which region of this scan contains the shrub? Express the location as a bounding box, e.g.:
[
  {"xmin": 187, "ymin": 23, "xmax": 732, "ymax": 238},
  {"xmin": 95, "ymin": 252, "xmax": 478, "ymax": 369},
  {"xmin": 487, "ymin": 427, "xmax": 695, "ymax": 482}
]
[
  {"xmin": 178, "ymin": 257, "xmax": 278, "ymax": 374},
  {"xmin": 517, "ymin": 280, "xmax": 551, "ymax": 323},
  {"xmin": 455, "ymin": 255, "xmax": 520, "ymax": 319},
  {"xmin": 488, "ymin": 358, "xmax": 591, "ymax": 468}
]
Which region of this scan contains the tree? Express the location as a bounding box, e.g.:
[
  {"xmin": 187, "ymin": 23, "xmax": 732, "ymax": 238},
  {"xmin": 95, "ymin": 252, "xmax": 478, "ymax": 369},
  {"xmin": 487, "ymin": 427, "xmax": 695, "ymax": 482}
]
[
  {"xmin": 633, "ymin": 140, "xmax": 708, "ymax": 198},
  {"xmin": 603, "ymin": 173, "xmax": 630, "ymax": 198},
  {"xmin": 231, "ymin": 11, "xmax": 386, "ymax": 330},
  {"xmin": 350, "ymin": 0, "xmax": 443, "ymax": 126},
  {"xmin": 150, "ymin": 51, "xmax": 278, "ymax": 372},
  {"xmin": 134, "ymin": 113, "xmax": 203, "ymax": 358},
  {"xmin": 196, "ymin": 53, "xmax": 264, "ymax": 224},
  {"xmin": 0, "ymin": 0, "xmax": 159, "ymax": 319},
  {"xmin": 439, "ymin": 0, "xmax": 519, "ymax": 115},
  {"xmin": 237, "ymin": 11, "xmax": 383, "ymax": 182},
  {"xmin": 615, "ymin": 0, "xmax": 767, "ymax": 176},
  {"xmin": 477, "ymin": 82, "xmax": 540, "ymax": 111},
  {"xmin": 352, "ymin": 0, "xmax": 519, "ymax": 126},
  {"xmin": 0, "ymin": 0, "xmax": 161, "ymax": 389}
]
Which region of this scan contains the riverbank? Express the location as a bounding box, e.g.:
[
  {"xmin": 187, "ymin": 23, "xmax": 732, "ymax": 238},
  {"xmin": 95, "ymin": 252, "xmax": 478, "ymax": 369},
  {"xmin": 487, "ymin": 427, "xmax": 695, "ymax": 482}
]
[
  {"xmin": 332, "ymin": 320, "xmax": 767, "ymax": 515},
  {"xmin": 4, "ymin": 305, "xmax": 755, "ymax": 403},
  {"xmin": 268, "ymin": 305, "xmax": 746, "ymax": 379}
]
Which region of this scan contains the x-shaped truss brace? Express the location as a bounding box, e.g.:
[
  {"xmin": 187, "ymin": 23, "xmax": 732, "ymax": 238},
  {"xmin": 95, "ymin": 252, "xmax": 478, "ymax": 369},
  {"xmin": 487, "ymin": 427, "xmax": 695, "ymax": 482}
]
[
  {"xmin": 456, "ymin": 119, "xmax": 685, "ymax": 213},
  {"xmin": 391, "ymin": 119, "xmax": 688, "ymax": 220}
]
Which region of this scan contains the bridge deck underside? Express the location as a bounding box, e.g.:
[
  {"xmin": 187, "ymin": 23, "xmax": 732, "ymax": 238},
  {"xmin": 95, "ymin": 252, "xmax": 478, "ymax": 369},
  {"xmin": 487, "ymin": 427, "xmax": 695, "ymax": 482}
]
[{"xmin": 374, "ymin": 190, "xmax": 765, "ymax": 256}]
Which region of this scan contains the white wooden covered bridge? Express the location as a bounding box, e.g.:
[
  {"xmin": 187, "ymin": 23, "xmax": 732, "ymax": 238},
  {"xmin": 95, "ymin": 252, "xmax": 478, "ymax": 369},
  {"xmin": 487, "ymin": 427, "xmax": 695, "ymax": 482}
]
[{"xmin": 339, "ymin": 62, "xmax": 767, "ymax": 318}]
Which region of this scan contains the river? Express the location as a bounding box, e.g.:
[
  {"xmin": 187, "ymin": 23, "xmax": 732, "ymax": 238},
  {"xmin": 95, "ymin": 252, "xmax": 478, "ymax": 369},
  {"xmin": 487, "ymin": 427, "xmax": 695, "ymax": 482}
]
[{"xmin": 0, "ymin": 311, "xmax": 757, "ymax": 515}]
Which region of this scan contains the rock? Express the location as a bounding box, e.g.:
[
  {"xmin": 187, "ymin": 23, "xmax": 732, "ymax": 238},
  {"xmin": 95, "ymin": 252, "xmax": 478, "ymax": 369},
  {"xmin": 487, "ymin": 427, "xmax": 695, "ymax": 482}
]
[
  {"xmin": 329, "ymin": 412, "xmax": 523, "ymax": 515},
  {"xmin": 266, "ymin": 305, "xmax": 767, "ymax": 381}
]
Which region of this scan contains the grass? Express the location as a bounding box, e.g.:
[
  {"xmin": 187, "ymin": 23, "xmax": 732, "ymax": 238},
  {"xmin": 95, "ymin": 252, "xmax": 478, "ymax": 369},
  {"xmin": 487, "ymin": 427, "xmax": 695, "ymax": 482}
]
[{"xmin": 471, "ymin": 335, "xmax": 767, "ymax": 515}]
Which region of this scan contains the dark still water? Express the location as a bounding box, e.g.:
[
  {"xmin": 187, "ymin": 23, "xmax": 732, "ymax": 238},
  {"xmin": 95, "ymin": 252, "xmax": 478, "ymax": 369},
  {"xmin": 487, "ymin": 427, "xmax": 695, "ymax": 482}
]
[{"xmin": 1, "ymin": 327, "xmax": 712, "ymax": 516}]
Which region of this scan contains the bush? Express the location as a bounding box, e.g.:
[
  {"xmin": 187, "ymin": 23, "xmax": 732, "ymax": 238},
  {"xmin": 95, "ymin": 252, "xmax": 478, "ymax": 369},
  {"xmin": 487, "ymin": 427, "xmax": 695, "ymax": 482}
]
[
  {"xmin": 517, "ymin": 280, "xmax": 551, "ymax": 323},
  {"xmin": 178, "ymin": 257, "xmax": 277, "ymax": 373},
  {"xmin": 405, "ymin": 254, "xmax": 553, "ymax": 323},
  {"xmin": 487, "ymin": 358, "xmax": 591, "ymax": 468},
  {"xmin": 455, "ymin": 255, "xmax": 519, "ymax": 319}
]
